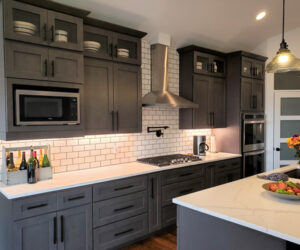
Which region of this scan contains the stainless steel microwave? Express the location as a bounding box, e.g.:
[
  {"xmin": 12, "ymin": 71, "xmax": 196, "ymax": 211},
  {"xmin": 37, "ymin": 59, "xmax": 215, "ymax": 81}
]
[{"xmin": 15, "ymin": 89, "xmax": 80, "ymax": 126}]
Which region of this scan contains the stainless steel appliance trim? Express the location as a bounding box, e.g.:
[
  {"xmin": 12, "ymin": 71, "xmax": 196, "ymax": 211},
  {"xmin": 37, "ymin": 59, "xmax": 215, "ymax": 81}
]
[
  {"xmin": 243, "ymin": 143, "xmax": 265, "ymax": 153},
  {"xmin": 244, "ymin": 120, "xmax": 265, "ymax": 124},
  {"xmin": 243, "ymin": 116, "xmax": 265, "ymax": 152},
  {"xmin": 243, "ymin": 150, "xmax": 265, "ymax": 177},
  {"xmin": 15, "ymin": 89, "xmax": 80, "ymax": 126}
]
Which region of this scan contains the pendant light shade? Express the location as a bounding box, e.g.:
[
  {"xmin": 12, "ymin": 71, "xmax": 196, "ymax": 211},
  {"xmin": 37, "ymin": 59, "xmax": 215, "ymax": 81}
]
[{"xmin": 266, "ymin": 0, "xmax": 300, "ymax": 73}]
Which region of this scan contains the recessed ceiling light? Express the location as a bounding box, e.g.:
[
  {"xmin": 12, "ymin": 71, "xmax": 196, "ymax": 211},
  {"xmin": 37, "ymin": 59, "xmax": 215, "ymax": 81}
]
[{"xmin": 256, "ymin": 11, "xmax": 266, "ymax": 20}]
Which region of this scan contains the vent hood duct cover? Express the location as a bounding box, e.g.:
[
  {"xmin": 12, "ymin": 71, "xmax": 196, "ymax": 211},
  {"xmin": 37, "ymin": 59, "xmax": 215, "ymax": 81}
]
[{"xmin": 142, "ymin": 44, "xmax": 198, "ymax": 108}]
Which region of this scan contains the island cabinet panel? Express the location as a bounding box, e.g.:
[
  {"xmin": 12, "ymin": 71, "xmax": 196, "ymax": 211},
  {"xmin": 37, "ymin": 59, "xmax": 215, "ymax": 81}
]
[
  {"xmin": 4, "ymin": 0, "xmax": 83, "ymax": 51},
  {"xmin": 148, "ymin": 173, "xmax": 162, "ymax": 233},
  {"xmin": 13, "ymin": 212, "xmax": 57, "ymax": 250},
  {"xmin": 57, "ymin": 205, "xmax": 92, "ymax": 250}
]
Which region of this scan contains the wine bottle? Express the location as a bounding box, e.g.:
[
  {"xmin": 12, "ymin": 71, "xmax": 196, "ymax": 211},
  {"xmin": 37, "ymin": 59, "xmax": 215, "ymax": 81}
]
[
  {"xmin": 15, "ymin": 150, "xmax": 22, "ymax": 170},
  {"xmin": 27, "ymin": 150, "xmax": 37, "ymax": 184},
  {"xmin": 7, "ymin": 152, "xmax": 16, "ymax": 172},
  {"xmin": 42, "ymin": 149, "xmax": 50, "ymax": 168},
  {"xmin": 39, "ymin": 149, "xmax": 43, "ymax": 167},
  {"xmin": 33, "ymin": 151, "xmax": 40, "ymax": 181},
  {"xmin": 19, "ymin": 152, "xmax": 27, "ymax": 170}
]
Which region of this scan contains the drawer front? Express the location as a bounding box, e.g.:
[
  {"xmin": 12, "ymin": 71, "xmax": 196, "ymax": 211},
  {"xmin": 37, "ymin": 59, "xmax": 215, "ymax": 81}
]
[
  {"xmin": 57, "ymin": 185, "xmax": 92, "ymax": 210},
  {"xmin": 215, "ymin": 158, "xmax": 241, "ymax": 173},
  {"xmin": 162, "ymin": 204, "xmax": 176, "ymax": 228},
  {"xmin": 161, "ymin": 165, "xmax": 204, "ymax": 185},
  {"xmin": 93, "ymin": 191, "xmax": 147, "ymax": 227},
  {"xmin": 13, "ymin": 192, "xmax": 57, "ymax": 220},
  {"xmin": 93, "ymin": 214, "xmax": 148, "ymax": 250},
  {"xmin": 162, "ymin": 177, "xmax": 205, "ymax": 206},
  {"xmin": 93, "ymin": 176, "xmax": 147, "ymax": 202}
]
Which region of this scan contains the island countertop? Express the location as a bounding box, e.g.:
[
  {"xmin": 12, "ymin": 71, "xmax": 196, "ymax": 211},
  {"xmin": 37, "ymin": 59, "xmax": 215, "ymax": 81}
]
[
  {"xmin": 173, "ymin": 164, "xmax": 300, "ymax": 245},
  {"xmin": 0, "ymin": 152, "xmax": 241, "ymax": 199}
]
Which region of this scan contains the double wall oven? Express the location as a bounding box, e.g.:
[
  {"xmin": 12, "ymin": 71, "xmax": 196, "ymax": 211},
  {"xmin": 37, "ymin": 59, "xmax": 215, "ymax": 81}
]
[{"xmin": 242, "ymin": 113, "xmax": 265, "ymax": 177}]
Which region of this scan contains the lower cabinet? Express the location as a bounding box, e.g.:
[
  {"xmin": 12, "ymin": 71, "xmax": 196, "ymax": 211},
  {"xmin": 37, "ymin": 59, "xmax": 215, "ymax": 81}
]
[{"xmin": 13, "ymin": 204, "xmax": 92, "ymax": 250}]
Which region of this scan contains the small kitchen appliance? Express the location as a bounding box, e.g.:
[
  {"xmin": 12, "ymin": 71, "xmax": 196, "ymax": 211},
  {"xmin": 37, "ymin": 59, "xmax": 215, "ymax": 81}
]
[{"xmin": 193, "ymin": 136, "xmax": 209, "ymax": 156}]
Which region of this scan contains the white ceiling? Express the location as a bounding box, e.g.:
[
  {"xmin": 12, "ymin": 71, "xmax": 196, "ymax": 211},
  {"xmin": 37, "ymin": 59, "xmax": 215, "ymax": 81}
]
[{"xmin": 57, "ymin": 0, "xmax": 300, "ymax": 52}]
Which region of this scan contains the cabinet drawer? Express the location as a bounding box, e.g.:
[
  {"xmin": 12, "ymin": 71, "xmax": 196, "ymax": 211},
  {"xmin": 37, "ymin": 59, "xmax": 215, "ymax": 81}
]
[
  {"xmin": 161, "ymin": 165, "xmax": 204, "ymax": 185},
  {"xmin": 162, "ymin": 177, "xmax": 204, "ymax": 206},
  {"xmin": 93, "ymin": 176, "xmax": 147, "ymax": 202},
  {"xmin": 215, "ymin": 158, "xmax": 241, "ymax": 173},
  {"xmin": 162, "ymin": 204, "xmax": 176, "ymax": 228},
  {"xmin": 93, "ymin": 191, "xmax": 147, "ymax": 227},
  {"xmin": 12, "ymin": 192, "xmax": 57, "ymax": 220},
  {"xmin": 57, "ymin": 186, "xmax": 92, "ymax": 210},
  {"xmin": 93, "ymin": 214, "xmax": 148, "ymax": 250}
]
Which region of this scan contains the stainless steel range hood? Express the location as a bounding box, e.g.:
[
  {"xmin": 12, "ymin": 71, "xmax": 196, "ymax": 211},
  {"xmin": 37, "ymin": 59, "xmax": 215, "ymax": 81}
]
[{"xmin": 142, "ymin": 44, "xmax": 198, "ymax": 108}]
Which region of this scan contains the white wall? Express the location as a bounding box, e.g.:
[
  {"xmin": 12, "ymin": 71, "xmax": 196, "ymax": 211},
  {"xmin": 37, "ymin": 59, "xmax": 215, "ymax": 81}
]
[{"xmin": 252, "ymin": 27, "xmax": 300, "ymax": 171}]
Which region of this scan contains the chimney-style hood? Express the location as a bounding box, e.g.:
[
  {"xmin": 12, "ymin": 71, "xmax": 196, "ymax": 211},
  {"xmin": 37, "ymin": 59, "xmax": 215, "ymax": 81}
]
[{"xmin": 142, "ymin": 44, "xmax": 198, "ymax": 108}]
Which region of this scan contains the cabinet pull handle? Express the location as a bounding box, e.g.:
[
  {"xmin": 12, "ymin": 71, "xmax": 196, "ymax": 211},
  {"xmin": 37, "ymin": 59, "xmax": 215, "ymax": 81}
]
[
  {"xmin": 114, "ymin": 205, "xmax": 134, "ymax": 212},
  {"xmin": 44, "ymin": 59, "xmax": 48, "ymax": 76},
  {"xmin": 151, "ymin": 178, "xmax": 154, "ymax": 199},
  {"xmin": 110, "ymin": 44, "xmax": 113, "ymax": 57},
  {"xmin": 114, "ymin": 228, "xmax": 134, "ymax": 237},
  {"xmin": 61, "ymin": 215, "xmax": 64, "ymax": 242},
  {"xmin": 111, "ymin": 111, "xmax": 115, "ymax": 131},
  {"xmin": 50, "ymin": 25, "xmax": 54, "ymax": 42},
  {"xmin": 180, "ymin": 172, "xmax": 193, "ymax": 177},
  {"xmin": 53, "ymin": 216, "xmax": 57, "ymax": 244},
  {"xmin": 27, "ymin": 203, "xmax": 48, "ymax": 210},
  {"xmin": 67, "ymin": 195, "xmax": 85, "ymax": 201},
  {"xmin": 43, "ymin": 23, "xmax": 47, "ymax": 41},
  {"xmin": 51, "ymin": 60, "xmax": 55, "ymax": 77},
  {"xmin": 114, "ymin": 185, "xmax": 133, "ymax": 191},
  {"xmin": 179, "ymin": 188, "xmax": 193, "ymax": 195},
  {"xmin": 116, "ymin": 111, "xmax": 119, "ymax": 131},
  {"xmin": 115, "ymin": 45, "xmax": 118, "ymax": 57}
]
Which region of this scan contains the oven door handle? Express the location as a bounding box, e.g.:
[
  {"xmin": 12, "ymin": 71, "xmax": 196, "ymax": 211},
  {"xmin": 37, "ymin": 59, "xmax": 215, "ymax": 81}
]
[
  {"xmin": 243, "ymin": 150, "xmax": 265, "ymax": 156},
  {"xmin": 243, "ymin": 120, "xmax": 265, "ymax": 124}
]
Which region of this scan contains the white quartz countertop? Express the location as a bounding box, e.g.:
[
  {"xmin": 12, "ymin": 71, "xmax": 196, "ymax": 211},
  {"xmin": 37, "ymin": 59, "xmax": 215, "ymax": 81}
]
[
  {"xmin": 173, "ymin": 164, "xmax": 300, "ymax": 245},
  {"xmin": 0, "ymin": 152, "xmax": 240, "ymax": 199}
]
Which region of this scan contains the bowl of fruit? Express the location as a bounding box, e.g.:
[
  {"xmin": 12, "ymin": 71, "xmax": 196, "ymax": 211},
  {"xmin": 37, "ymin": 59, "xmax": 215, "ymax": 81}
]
[{"xmin": 262, "ymin": 181, "xmax": 300, "ymax": 200}]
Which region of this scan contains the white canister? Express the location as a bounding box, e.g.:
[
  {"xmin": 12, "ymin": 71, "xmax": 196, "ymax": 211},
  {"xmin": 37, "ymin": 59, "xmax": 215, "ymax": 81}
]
[{"xmin": 210, "ymin": 134, "xmax": 217, "ymax": 153}]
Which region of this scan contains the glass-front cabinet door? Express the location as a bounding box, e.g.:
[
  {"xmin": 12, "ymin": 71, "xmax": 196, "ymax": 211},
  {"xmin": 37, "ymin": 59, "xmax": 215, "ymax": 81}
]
[
  {"xmin": 194, "ymin": 52, "xmax": 211, "ymax": 75},
  {"xmin": 47, "ymin": 11, "xmax": 83, "ymax": 51},
  {"xmin": 4, "ymin": 0, "xmax": 48, "ymax": 45},
  {"xmin": 83, "ymin": 25, "xmax": 113, "ymax": 60},
  {"xmin": 113, "ymin": 33, "xmax": 141, "ymax": 65}
]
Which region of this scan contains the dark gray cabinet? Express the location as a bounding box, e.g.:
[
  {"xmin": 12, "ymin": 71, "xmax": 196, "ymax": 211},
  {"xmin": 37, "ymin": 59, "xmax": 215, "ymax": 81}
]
[
  {"xmin": 241, "ymin": 56, "xmax": 264, "ymax": 80},
  {"xmin": 148, "ymin": 174, "xmax": 162, "ymax": 233},
  {"xmin": 5, "ymin": 40, "xmax": 84, "ymax": 83},
  {"xmin": 13, "ymin": 212, "xmax": 57, "ymax": 250},
  {"xmin": 57, "ymin": 205, "xmax": 92, "ymax": 250},
  {"xmin": 84, "ymin": 59, "xmax": 142, "ymax": 134},
  {"xmin": 4, "ymin": 0, "xmax": 83, "ymax": 51},
  {"xmin": 241, "ymin": 77, "xmax": 264, "ymax": 112}
]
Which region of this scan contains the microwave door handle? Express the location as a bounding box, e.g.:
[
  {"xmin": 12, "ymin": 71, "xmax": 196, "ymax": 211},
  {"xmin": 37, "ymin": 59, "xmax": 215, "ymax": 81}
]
[{"xmin": 244, "ymin": 150, "xmax": 265, "ymax": 156}]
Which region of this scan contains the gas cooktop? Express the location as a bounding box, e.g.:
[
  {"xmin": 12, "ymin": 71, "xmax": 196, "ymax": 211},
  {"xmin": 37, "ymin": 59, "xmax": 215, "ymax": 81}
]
[{"xmin": 137, "ymin": 154, "xmax": 201, "ymax": 167}]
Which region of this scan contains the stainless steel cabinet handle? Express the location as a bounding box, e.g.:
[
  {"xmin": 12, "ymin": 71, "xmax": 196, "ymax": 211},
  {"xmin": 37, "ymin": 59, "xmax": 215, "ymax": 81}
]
[{"xmin": 50, "ymin": 25, "xmax": 54, "ymax": 42}]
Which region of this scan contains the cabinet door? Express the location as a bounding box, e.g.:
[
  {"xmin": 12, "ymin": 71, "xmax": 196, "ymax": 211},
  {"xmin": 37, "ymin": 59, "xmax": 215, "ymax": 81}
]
[
  {"xmin": 113, "ymin": 63, "xmax": 142, "ymax": 133},
  {"xmin": 252, "ymin": 60, "xmax": 265, "ymax": 79},
  {"xmin": 194, "ymin": 51, "xmax": 211, "ymax": 75},
  {"xmin": 13, "ymin": 212, "xmax": 57, "ymax": 250},
  {"xmin": 5, "ymin": 41, "xmax": 49, "ymax": 80},
  {"xmin": 84, "ymin": 59, "xmax": 114, "ymax": 134},
  {"xmin": 193, "ymin": 75, "xmax": 210, "ymax": 128},
  {"xmin": 241, "ymin": 77, "xmax": 253, "ymax": 111},
  {"xmin": 210, "ymin": 77, "xmax": 226, "ymax": 128},
  {"xmin": 57, "ymin": 205, "xmax": 92, "ymax": 250},
  {"xmin": 48, "ymin": 49, "xmax": 84, "ymax": 83},
  {"xmin": 4, "ymin": 0, "xmax": 48, "ymax": 45},
  {"xmin": 211, "ymin": 55, "xmax": 226, "ymax": 77},
  {"xmin": 241, "ymin": 57, "xmax": 253, "ymax": 78},
  {"xmin": 113, "ymin": 33, "xmax": 141, "ymax": 65},
  {"xmin": 252, "ymin": 80, "xmax": 264, "ymax": 111},
  {"xmin": 148, "ymin": 174, "xmax": 162, "ymax": 233},
  {"xmin": 47, "ymin": 11, "xmax": 83, "ymax": 51},
  {"xmin": 83, "ymin": 25, "xmax": 113, "ymax": 60}
]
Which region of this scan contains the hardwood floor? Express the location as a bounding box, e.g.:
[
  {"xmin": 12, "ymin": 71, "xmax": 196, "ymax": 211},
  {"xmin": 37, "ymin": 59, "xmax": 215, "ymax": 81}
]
[{"xmin": 121, "ymin": 228, "xmax": 177, "ymax": 250}]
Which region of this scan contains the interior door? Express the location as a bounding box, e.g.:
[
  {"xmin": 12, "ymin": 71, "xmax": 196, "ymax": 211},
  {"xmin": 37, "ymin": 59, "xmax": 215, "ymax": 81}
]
[{"xmin": 274, "ymin": 91, "xmax": 300, "ymax": 169}]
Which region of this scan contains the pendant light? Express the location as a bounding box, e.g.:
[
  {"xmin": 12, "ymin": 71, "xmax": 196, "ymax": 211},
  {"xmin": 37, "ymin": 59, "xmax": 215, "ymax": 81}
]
[{"xmin": 266, "ymin": 0, "xmax": 300, "ymax": 73}]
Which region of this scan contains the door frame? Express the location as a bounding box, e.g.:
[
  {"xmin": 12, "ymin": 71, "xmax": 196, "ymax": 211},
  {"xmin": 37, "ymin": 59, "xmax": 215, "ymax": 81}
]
[{"xmin": 273, "ymin": 90, "xmax": 300, "ymax": 169}]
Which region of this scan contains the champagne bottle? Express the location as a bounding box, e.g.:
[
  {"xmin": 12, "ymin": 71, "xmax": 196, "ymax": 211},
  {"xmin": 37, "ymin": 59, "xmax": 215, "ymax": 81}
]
[
  {"xmin": 39, "ymin": 149, "xmax": 43, "ymax": 167},
  {"xmin": 33, "ymin": 151, "xmax": 40, "ymax": 181},
  {"xmin": 42, "ymin": 149, "xmax": 50, "ymax": 168},
  {"xmin": 15, "ymin": 150, "xmax": 22, "ymax": 170},
  {"xmin": 7, "ymin": 152, "xmax": 17, "ymax": 172},
  {"xmin": 27, "ymin": 150, "xmax": 37, "ymax": 184},
  {"xmin": 19, "ymin": 152, "xmax": 27, "ymax": 170}
]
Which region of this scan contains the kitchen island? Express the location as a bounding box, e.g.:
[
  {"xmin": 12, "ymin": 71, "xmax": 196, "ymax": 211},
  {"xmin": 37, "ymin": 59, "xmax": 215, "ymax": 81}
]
[{"xmin": 173, "ymin": 164, "xmax": 300, "ymax": 250}]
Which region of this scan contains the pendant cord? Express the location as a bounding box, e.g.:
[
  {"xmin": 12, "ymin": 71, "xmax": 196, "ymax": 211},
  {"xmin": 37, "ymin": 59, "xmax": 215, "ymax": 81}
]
[{"xmin": 282, "ymin": 0, "xmax": 285, "ymax": 42}]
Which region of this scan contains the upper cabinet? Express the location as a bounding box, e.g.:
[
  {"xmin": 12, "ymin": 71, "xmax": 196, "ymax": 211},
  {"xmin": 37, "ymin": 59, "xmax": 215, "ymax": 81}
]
[
  {"xmin": 241, "ymin": 56, "xmax": 264, "ymax": 79},
  {"xmin": 4, "ymin": 0, "xmax": 84, "ymax": 51},
  {"xmin": 83, "ymin": 18, "xmax": 145, "ymax": 65}
]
